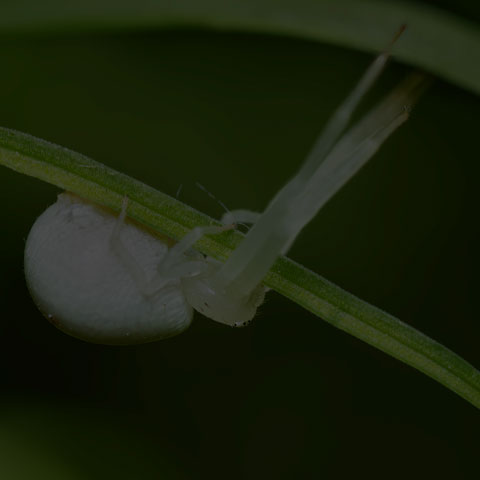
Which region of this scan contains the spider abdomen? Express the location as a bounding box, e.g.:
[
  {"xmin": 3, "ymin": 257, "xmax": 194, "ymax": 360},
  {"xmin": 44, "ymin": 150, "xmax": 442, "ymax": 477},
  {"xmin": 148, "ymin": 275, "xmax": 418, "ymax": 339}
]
[{"xmin": 24, "ymin": 193, "xmax": 193, "ymax": 344}]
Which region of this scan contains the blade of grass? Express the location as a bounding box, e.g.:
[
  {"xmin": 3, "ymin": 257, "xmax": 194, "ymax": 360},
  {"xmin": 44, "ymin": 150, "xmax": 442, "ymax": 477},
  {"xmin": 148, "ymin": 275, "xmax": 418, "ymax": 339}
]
[
  {"xmin": 0, "ymin": 125, "xmax": 479, "ymax": 409},
  {"xmin": 0, "ymin": 0, "xmax": 479, "ymax": 95}
]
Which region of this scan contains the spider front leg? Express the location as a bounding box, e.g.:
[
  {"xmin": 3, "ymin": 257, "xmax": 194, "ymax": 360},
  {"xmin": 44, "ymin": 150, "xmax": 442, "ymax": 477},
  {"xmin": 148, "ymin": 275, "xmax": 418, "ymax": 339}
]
[
  {"xmin": 147, "ymin": 222, "xmax": 235, "ymax": 294},
  {"xmin": 221, "ymin": 210, "xmax": 261, "ymax": 228},
  {"xmin": 111, "ymin": 197, "xmax": 235, "ymax": 301}
]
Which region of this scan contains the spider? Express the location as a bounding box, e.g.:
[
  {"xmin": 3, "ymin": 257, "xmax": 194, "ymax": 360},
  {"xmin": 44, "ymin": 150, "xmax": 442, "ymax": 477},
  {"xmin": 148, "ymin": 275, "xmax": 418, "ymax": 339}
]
[{"xmin": 24, "ymin": 33, "xmax": 426, "ymax": 344}]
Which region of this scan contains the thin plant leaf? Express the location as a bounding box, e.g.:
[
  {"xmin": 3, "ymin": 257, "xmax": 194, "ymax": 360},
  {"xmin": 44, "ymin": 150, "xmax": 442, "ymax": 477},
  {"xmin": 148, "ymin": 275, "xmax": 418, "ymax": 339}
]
[
  {"xmin": 0, "ymin": 126, "xmax": 479, "ymax": 410},
  {"xmin": 0, "ymin": 0, "xmax": 479, "ymax": 95}
]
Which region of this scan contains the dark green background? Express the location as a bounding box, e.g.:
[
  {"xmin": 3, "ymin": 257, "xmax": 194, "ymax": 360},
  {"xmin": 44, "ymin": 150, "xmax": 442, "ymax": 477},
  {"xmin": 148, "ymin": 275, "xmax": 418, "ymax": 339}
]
[{"xmin": 0, "ymin": 17, "xmax": 478, "ymax": 480}]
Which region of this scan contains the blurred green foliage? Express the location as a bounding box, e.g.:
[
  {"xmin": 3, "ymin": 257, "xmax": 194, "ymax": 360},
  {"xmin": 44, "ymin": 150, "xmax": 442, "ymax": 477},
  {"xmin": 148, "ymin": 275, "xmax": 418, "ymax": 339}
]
[
  {"xmin": 0, "ymin": 0, "xmax": 479, "ymax": 94},
  {"xmin": 0, "ymin": 1, "xmax": 479, "ymax": 479}
]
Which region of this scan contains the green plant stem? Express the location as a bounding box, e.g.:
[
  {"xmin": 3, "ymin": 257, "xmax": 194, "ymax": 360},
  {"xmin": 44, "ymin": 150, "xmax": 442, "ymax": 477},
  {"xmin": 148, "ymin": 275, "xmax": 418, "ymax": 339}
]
[
  {"xmin": 0, "ymin": 0, "xmax": 479, "ymax": 95},
  {"xmin": 0, "ymin": 125, "xmax": 479, "ymax": 410}
]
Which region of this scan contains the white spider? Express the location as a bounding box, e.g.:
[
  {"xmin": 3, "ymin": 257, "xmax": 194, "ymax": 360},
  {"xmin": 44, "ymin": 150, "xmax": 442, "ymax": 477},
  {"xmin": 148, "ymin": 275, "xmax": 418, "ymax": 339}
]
[{"xmin": 24, "ymin": 40, "xmax": 426, "ymax": 344}]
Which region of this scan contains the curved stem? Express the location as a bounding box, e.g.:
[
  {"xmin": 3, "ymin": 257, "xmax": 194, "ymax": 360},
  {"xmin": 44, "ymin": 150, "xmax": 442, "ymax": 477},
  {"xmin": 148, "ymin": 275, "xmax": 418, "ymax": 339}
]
[
  {"xmin": 0, "ymin": 1, "xmax": 479, "ymax": 96},
  {"xmin": 266, "ymin": 258, "xmax": 480, "ymax": 409},
  {"xmin": 0, "ymin": 126, "xmax": 478, "ymax": 409}
]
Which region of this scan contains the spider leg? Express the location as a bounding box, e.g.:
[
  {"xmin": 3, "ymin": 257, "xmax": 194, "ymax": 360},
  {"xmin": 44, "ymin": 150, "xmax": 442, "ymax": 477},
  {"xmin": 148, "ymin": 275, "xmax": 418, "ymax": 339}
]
[
  {"xmin": 109, "ymin": 196, "xmax": 150, "ymax": 295},
  {"xmin": 221, "ymin": 209, "xmax": 261, "ymax": 227},
  {"xmin": 146, "ymin": 223, "xmax": 234, "ymax": 293}
]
